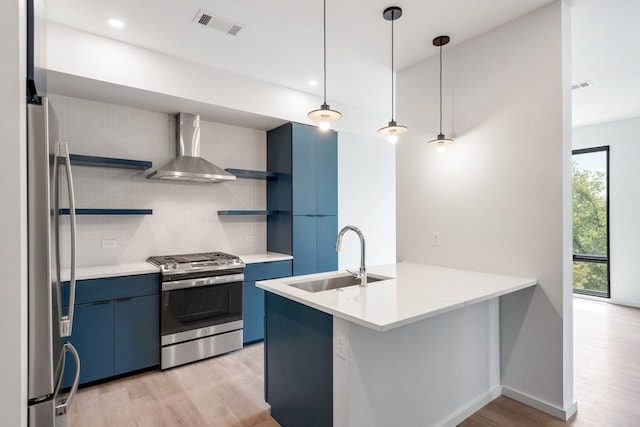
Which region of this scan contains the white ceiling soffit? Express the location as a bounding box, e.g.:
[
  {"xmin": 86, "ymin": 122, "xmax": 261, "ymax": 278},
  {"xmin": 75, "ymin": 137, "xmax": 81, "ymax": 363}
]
[
  {"xmin": 46, "ymin": 0, "xmax": 555, "ymax": 116},
  {"xmin": 572, "ymin": 0, "xmax": 640, "ymax": 128},
  {"xmin": 46, "ymin": 71, "xmax": 287, "ymax": 131}
]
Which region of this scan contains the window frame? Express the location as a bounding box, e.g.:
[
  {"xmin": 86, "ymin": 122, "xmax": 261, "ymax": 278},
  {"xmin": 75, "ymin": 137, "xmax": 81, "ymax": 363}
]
[{"xmin": 572, "ymin": 145, "xmax": 610, "ymax": 298}]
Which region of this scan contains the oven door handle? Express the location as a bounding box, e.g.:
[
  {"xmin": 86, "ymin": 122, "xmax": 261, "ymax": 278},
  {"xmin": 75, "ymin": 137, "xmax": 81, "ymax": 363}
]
[{"xmin": 162, "ymin": 273, "xmax": 245, "ymax": 291}]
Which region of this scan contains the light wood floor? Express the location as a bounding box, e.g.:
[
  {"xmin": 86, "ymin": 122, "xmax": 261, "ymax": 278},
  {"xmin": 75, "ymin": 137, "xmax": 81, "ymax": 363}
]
[
  {"xmin": 67, "ymin": 343, "xmax": 279, "ymax": 427},
  {"xmin": 69, "ymin": 298, "xmax": 640, "ymax": 426}
]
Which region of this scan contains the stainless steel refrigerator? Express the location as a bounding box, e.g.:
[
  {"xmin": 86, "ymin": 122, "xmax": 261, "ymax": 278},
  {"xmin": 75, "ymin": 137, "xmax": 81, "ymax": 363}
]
[{"xmin": 27, "ymin": 97, "xmax": 81, "ymax": 427}]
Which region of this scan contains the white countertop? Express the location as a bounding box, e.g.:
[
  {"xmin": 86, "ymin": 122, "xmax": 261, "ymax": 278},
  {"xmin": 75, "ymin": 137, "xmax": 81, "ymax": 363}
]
[
  {"xmin": 256, "ymin": 262, "xmax": 537, "ymax": 332},
  {"xmin": 62, "ymin": 252, "xmax": 292, "ymax": 281},
  {"xmin": 62, "ymin": 262, "xmax": 160, "ymax": 282},
  {"xmin": 239, "ymin": 252, "xmax": 293, "ymax": 264}
]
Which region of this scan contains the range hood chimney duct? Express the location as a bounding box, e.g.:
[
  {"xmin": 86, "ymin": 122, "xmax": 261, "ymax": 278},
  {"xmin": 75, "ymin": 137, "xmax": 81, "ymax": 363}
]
[{"xmin": 147, "ymin": 113, "xmax": 236, "ymax": 182}]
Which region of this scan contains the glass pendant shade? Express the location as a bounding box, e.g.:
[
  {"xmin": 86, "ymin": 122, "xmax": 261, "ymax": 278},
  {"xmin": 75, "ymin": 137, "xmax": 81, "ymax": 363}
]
[
  {"xmin": 427, "ymin": 133, "xmax": 454, "ymax": 146},
  {"xmin": 308, "ymin": 104, "xmax": 342, "ymax": 123},
  {"xmin": 379, "ymin": 121, "xmax": 407, "ymax": 144}
]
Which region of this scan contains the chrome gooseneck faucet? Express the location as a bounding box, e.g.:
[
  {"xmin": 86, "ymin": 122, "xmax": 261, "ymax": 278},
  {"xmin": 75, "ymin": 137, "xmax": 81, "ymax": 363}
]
[{"xmin": 335, "ymin": 225, "xmax": 367, "ymax": 286}]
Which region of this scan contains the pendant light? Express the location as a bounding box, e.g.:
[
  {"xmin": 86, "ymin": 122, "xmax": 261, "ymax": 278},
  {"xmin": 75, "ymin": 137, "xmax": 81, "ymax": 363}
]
[
  {"xmin": 428, "ymin": 35, "xmax": 453, "ymax": 152},
  {"xmin": 378, "ymin": 6, "xmax": 407, "ymax": 144},
  {"xmin": 308, "ymin": 0, "xmax": 341, "ymax": 131}
]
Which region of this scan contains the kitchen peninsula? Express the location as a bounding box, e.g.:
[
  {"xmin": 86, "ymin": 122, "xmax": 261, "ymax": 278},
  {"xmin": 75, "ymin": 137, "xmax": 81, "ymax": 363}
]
[{"xmin": 257, "ymin": 263, "xmax": 537, "ymax": 427}]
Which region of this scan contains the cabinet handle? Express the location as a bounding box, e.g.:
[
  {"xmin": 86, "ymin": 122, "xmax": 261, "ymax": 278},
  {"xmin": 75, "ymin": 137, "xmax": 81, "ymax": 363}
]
[
  {"xmin": 93, "ymin": 300, "xmax": 110, "ymax": 306},
  {"xmin": 116, "ymin": 297, "xmax": 132, "ymax": 302}
]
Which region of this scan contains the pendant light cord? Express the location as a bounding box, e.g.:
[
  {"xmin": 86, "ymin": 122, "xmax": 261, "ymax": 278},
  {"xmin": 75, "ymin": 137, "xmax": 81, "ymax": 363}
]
[
  {"xmin": 323, "ymin": 0, "xmax": 327, "ymax": 105},
  {"xmin": 439, "ymin": 44, "xmax": 443, "ymax": 135},
  {"xmin": 391, "ymin": 14, "xmax": 395, "ymax": 121}
]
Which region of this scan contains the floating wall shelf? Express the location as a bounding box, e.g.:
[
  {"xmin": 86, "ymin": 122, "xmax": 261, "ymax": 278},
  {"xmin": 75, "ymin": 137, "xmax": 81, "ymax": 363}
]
[
  {"xmin": 225, "ymin": 168, "xmax": 277, "ymax": 179},
  {"xmin": 59, "ymin": 209, "xmax": 153, "ymax": 216},
  {"xmin": 218, "ymin": 210, "xmax": 277, "ymax": 216},
  {"xmin": 69, "ymin": 154, "xmax": 152, "ymax": 170}
]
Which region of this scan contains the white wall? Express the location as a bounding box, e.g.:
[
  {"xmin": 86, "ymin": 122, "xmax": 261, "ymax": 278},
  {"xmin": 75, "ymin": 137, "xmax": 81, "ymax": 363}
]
[
  {"xmin": 574, "ymin": 116, "xmax": 640, "ymax": 307},
  {"xmin": 0, "ymin": 0, "xmax": 27, "ymax": 425},
  {"xmin": 396, "ymin": 1, "xmax": 574, "ymax": 419},
  {"xmin": 337, "ymin": 133, "xmax": 396, "ymax": 270},
  {"xmin": 49, "ymin": 95, "xmax": 268, "ymax": 266}
]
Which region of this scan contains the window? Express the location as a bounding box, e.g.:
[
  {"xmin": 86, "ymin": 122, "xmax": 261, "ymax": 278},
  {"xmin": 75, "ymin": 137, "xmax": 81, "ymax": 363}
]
[{"xmin": 572, "ymin": 146, "xmax": 609, "ymax": 297}]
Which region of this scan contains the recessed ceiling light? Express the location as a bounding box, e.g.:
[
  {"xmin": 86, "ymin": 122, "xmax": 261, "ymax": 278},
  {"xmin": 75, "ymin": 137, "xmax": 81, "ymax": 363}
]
[
  {"xmin": 308, "ymin": 80, "xmax": 318, "ymax": 87},
  {"xmin": 107, "ymin": 18, "xmax": 125, "ymax": 29}
]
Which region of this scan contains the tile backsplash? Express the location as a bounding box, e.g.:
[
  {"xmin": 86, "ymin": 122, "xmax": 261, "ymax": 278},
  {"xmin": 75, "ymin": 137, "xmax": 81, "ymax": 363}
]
[{"xmin": 50, "ymin": 95, "xmax": 267, "ymax": 267}]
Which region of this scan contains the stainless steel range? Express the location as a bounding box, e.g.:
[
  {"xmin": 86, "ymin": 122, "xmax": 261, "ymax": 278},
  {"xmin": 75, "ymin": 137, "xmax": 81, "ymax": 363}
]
[{"xmin": 147, "ymin": 251, "xmax": 245, "ymax": 369}]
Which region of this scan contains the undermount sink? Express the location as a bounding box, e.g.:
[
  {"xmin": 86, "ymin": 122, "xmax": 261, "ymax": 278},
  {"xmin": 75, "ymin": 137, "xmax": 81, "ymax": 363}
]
[{"xmin": 288, "ymin": 273, "xmax": 392, "ymax": 293}]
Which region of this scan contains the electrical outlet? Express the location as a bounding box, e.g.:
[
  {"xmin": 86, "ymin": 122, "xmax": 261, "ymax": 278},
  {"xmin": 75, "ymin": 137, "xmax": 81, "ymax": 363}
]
[
  {"xmin": 336, "ymin": 332, "xmax": 347, "ymax": 360},
  {"xmin": 101, "ymin": 239, "xmax": 117, "ymax": 249},
  {"xmin": 245, "ymin": 235, "xmax": 256, "ymax": 242},
  {"xmin": 432, "ymin": 232, "xmax": 441, "ymax": 247}
]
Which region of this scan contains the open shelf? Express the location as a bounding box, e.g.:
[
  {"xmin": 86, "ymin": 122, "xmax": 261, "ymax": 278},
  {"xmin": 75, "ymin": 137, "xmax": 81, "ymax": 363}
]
[
  {"xmin": 70, "ymin": 154, "xmax": 152, "ymax": 170},
  {"xmin": 59, "ymin": 209, "xmax": 153, "ymax": 216},
  {"xmin": 225, "ymin": 168, "xmax": 277, "ymax": 179},
  {"xmin": 218, "ymin": 210, "xmax": 277, "ymax": 216}
]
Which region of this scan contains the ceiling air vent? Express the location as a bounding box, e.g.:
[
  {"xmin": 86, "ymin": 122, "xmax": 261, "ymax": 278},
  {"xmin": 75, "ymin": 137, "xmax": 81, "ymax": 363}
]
[
  {"xmin": 193, "ymin": 9, "xmax": 245, "ymax": 36},
  {"xmin": 572, "ymin": 80, "xmax": 594, "ymax": 90}
]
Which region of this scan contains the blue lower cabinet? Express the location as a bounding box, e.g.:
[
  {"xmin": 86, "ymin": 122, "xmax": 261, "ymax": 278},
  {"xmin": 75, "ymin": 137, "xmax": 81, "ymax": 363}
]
[
  {"xmin": 64, "ymin": 301, "xmax": 114, "ymax": 387},
  {"xmin": 242, "ymin": 281, "xmax": 264, "ymax": 344},
  {"xmin": 242, "ymin": 260, "xmax": 293, "ymax": 344},
  {"xmin": 62, "ymin": 274, "xmax": 160, "ymax": 387},
  {"xmin": 114, "ymin": 294, "xmax": 160, "ymax": 375},
  {"xmin": 265, "ymin": 293, "xmax": 333, "ymax": 427}
]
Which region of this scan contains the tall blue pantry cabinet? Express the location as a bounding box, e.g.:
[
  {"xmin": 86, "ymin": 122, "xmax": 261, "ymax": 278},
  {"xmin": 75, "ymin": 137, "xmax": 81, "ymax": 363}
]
[
  {"xmin": 266, "ymin": 122, "xmax": 338, "ymax": 275},
  {"xmin": 265, "ymin": 122, "xmax": 337, "ymax": 426}
]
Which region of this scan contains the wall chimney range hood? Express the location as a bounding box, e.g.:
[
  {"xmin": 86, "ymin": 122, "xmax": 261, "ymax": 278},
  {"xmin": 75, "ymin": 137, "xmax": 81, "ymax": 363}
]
[{"xmin": 147, "ymin": 113, "xmax": 236, "ymax": 182}]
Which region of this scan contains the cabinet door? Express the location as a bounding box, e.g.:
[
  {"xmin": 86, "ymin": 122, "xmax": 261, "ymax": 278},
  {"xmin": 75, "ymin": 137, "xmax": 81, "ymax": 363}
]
[
  {"xmin": 292, "ymin": 124, "xmax": 317, "ymax": 215},
  {"xmin": 114, "ymin": 294, "xmax": 159, "ymax": 375},
  {"xmin": 265, "ymin": 293, "xmax": 333, "ymax": 427},
  {"xmin": 316, "ymin": 216, "xmax": 338, "ymax": 273},
  {"xmin": 242, "ymin": 280, "xmax": 265, "ymax": 344},
  {"xmin": 316, "ymin": 130, "xmax": 338, "ymax": 216},
  {"xmin": 64, "ymin": 301, "xmax": 114, "ymax": 387},
  {"xmin": 293, "ymin": 215, "xmax": 317, "ymax": 275}
]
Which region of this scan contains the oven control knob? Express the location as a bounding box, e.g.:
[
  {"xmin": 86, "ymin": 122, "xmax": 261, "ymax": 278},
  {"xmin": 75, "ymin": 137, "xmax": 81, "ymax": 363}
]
[{"xmin": 213, "ymin": 260, "xmax": 220, "ymax": 266}]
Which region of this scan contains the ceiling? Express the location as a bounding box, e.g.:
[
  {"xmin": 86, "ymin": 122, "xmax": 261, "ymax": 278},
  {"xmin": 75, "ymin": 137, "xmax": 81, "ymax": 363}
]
[
  {"xmin": 46, "ymin": 0, "xmax": 555, "ymax": 116},
  {"xmin": 45, "ymin": 0, "xmax": 639, "ymax": 129}
]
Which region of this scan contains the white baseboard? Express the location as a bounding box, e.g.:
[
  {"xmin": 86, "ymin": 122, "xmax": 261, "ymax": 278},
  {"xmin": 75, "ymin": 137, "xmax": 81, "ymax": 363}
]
[
  {"xmin": 611, "ymin": 299, "xmax": 640, "ymax": 308},
  {"xmin": 502, "ymin": 386, "xmax": 578, "ymax": 421},
  {"xmin": 573, "ymin": 293, "xmax": 640, "ymax": 308},
  {"xmin": 439, "ymin": 386, "xmax": 502, "ymax": 427}
]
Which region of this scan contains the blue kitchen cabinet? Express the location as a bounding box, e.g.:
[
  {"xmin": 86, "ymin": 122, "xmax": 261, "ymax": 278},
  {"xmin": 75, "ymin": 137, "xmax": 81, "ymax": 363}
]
[
  {"xmin": 292, "ymin": 215, "xmax": 317, "ymax": 276},
  {"xmin": 291, "ymin": 124, "xmax": 318, "ymax": 215},
  {"xmin": 114, "ymin": 294, "xmax": 160, "ymax": 375},
  {"xmin": 267, "ymin": 122, "xmax": 338, "ymax": 275},
  {"xmin": 315, "ymin": 130, "xmax": 338, "ymax": 216},
  {"xmin": 316, "ymin": 216, "xmax": 339, "ymax": 273},
  {"xmin": 63, "ymin": 300, "xmax": 114, "ymax": 387},
  {"xmin": 243, "ymin": 260, "xmax": 292, "ymax": 344},
  {"xmin": 62, "ymin": 273, "xmax": 160, "ymax": 387},
  {"xmin": 265, "ymin": 292, "xmax": 333, "ymax": 427},
  {"xmin": 292, "ymin": 215, "xmax": 339, "ymax": 275}
]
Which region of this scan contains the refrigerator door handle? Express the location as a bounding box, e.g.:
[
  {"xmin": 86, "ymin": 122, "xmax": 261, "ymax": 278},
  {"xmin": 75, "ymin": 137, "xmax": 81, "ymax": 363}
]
[
  {"xmin": 54, "ymin": 342, "xmax": 81, "ymax": 417},
  {"xmin": 56, "ymin": 141, "xmax": 77, "ymax": 337}
]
